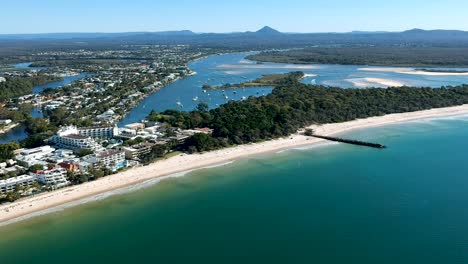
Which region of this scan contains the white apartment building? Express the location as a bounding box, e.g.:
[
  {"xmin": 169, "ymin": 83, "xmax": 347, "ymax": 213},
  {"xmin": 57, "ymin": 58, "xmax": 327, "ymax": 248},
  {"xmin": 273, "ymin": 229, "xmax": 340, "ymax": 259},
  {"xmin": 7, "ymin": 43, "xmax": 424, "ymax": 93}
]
[
  {"xmin": 78, "ymin": 125, "xmax": 118, "ymax": 139},
  {"xmin": 52, "ymin": 127, "xmax": 101, "ymax": 150},
  {"xmin": 0, "ymin": 175, "xmax": 36, "ymax": 195},
  {"xmin": 83, "ymin": 149, "xmax": 126, "ymax": 171},
  {"xmin": 31, "ymin": 167, "xmax": 70, "ymax": 188}
]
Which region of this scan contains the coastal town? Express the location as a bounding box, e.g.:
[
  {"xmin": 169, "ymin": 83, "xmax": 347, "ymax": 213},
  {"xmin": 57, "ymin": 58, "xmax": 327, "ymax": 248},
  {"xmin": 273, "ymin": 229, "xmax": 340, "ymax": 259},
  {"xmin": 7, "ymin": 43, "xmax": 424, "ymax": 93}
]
[{"xmin": 0, "ymin": 45, "xmax": 215, "ymax": 202}]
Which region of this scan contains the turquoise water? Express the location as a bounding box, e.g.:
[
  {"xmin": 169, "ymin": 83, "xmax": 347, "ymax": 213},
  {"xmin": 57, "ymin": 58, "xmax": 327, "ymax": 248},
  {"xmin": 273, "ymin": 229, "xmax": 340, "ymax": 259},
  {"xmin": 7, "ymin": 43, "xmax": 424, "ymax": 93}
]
[
  {"xmin": 1, "ymin": 116, "xmax": 468, "ymax": 263},
  {"xmin": 121, "ymin": 52, "xmax": 468, "ymax": 124}
]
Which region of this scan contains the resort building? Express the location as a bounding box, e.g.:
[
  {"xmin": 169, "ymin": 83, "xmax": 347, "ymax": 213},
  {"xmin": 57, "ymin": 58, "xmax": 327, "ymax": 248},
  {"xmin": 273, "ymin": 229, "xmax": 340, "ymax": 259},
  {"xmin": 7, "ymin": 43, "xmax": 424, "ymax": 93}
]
[
  {"xmin": 82, "ymin": 149, "xmax": 126, "ymax": 171},
  {"xmin": 52, "ymin": 127, "xmax": 102, "ymax": 150},
  {"xmin": 122, "ymin": 142, "xmax": 155, "ymax": 160},
  {"xmin": 78, "ymin": 125, "xmax": 118, "ymax": 139},
  {"xmin": 0, "ymin": 175, "xmax": 36, "ymax": 195},
  {"xmin": 31, "ymin": 167, "xmax": 70, "ymax": 188}
]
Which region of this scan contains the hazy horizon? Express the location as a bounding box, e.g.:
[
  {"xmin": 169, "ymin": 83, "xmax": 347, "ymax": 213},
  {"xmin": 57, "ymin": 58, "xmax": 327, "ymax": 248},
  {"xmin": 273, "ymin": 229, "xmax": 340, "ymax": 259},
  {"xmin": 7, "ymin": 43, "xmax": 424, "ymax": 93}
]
[{"xmin": 1, "ymin": 0, "xmax": 468, "ymax": 34}]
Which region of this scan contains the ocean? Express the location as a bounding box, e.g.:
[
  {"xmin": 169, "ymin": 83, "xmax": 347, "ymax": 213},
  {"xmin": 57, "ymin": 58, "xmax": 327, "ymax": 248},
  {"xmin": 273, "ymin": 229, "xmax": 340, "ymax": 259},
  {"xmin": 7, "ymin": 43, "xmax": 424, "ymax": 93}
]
[{"xmin": 1, "ymin": 116, "xmax": 468, "ymax": 263}]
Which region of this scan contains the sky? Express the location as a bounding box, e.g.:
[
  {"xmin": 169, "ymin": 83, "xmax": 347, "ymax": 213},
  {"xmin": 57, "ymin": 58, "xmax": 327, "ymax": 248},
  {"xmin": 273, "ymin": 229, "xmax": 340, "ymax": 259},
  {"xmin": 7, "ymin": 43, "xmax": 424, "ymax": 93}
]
[{"xmin": 1, "ymin": 0, "xmax": 467, "ymax": 34}]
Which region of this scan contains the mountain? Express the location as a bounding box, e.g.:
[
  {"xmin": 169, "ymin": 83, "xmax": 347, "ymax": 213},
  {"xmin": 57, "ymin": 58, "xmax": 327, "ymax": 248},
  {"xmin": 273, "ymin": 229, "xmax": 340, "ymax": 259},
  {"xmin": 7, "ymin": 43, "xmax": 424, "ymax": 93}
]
[
  {"xmin": 255, "ymin": 26, "xmax": 282, "ymax": 35},
  {"xmin": 2, "ymin": 28, "xmax": 468, "ymax": 49}
]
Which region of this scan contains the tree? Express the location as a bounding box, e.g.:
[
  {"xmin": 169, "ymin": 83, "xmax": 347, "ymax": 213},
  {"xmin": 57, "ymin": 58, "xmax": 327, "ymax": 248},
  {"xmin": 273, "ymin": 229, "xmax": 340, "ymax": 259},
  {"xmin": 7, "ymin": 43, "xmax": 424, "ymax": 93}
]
[
  {"xmin": 304, "ymin": 128, "xmax": 314, "ymax": 136},
  {"xmin": 0, "ymin": 142, "xmax": 20, "ymax": 162},
  {"xmin": 196, "ymin": 102, "xmax": 209, "ymax": 113}
]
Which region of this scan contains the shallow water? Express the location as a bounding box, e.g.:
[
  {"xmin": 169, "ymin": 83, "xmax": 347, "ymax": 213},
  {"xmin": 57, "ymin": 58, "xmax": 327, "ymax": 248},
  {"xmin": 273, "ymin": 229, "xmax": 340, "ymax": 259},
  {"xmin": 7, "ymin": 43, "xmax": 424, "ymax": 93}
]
[{"xmin": 1, "ymin": 116, "xmax": 468, "ymax": 263}]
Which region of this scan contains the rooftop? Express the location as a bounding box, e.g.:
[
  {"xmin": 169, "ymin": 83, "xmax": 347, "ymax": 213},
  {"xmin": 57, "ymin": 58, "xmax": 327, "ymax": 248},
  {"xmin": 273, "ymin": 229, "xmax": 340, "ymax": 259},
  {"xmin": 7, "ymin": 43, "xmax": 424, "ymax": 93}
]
[{"xmin": 62, "ymin": 134, "xmax": 88, "ymax": 140}]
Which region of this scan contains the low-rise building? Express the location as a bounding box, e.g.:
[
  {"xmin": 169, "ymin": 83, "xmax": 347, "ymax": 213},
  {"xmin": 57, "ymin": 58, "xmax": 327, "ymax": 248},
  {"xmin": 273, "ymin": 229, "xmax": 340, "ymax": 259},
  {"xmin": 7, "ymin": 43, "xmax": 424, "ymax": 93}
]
[
  {"xmin": 31, "ymin": 167, "xmax": 70, "ymax": 188},
  {"xmin": 125, "ymin": 123, "xmax": 145, "ymax": 131},
  {"xmin": 83, "ymin": 149, "xmax": 126, "ymax": 171},
  {"xmin": 0, "ymin": 119, "xmax": 12, "ymax": 125},
  {"xmin": 16, "ymin": 146, "xmax": 55, "ymax": 160},
  {"xmin": 0, "ymin": 175, "xmax": 36, "ymax": 195},
  {"xmin": 122, "ymin": 142, "xmax": 155, "ymax": 160}
]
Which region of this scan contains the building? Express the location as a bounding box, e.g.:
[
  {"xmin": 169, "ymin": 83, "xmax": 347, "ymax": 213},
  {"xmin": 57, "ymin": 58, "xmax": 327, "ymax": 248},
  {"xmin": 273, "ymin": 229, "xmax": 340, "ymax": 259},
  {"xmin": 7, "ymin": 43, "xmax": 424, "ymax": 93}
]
[
  {"xmin": 0, "ymin": 119, "xmax": 12, "ymax": 125},
  {"xmin": 122, "ymin": 142, "xmax": 155, "ymax": 160},
  {"xmin": 0, "ymin": 175, "xmax": 36, "ymax": 195},
  {"xmin": 15, "ymin": 146, "xmax": 55, "ymax": 167},
  {"xmin": 83, "ymin": 149, "xmax": 126, "ymax": 171},
  {"xmin": 52, "ymin": 127, "xmax": 101, "ymax": 150},
  {"xmin": 53, "ymin": 134, "xmax": 101, "ymax": 150},
  {"xmin": 124, "ymin": 123, "xmax": 145, "ymax": 131},
  {"xmin": 31, "ymin": 167, "xmax": 70, "ymax": 188},
  {"xmin": 16, "ymin": 146, "xmax": 55, "ymax": 160},
  {"xmin": 96, "ymin": 109, "xmax": 117, "ymax": 123},
  {"xmin": 78, "ymin": 126, "xmax": 118, "ymax": 139}
]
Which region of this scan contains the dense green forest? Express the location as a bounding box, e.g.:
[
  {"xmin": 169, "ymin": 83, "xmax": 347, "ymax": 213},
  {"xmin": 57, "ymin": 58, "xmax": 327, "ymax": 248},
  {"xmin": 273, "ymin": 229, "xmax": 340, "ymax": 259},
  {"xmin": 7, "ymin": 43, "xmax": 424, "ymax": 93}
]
[
  {"xmin": 148, "ymin": 73, "xmax": 468, "ymax": 153},
  {"xmin": 247, "ymin": 47, "xmax": 468, "ymax": 67},
  {"xmin": 0, "ymin": 75, "xmax": 62, "ymax": 101}
]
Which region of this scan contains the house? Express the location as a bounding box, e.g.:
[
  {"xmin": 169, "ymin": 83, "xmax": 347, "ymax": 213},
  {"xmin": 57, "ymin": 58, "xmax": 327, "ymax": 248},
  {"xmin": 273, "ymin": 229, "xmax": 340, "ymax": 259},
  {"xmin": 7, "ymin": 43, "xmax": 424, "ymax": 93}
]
[
  {"xmin": 0, "ymin": 119, "xmax": 12, "ymax": 125},
  {"xmin": 96, "ymin": 109, "xmax": 117, "ymax": 123}
]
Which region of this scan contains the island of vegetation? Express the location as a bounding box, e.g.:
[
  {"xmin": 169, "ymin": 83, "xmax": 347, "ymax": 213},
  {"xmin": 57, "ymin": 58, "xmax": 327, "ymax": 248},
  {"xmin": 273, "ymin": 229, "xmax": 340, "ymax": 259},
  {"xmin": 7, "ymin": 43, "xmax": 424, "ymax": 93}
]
[
  {"xmin": 247, "ymin": 47, "xmax": 468, "ymax": 67},
  {"xmin": 203, "ymin": 72, "xmax": 304, "ymax": 90}
]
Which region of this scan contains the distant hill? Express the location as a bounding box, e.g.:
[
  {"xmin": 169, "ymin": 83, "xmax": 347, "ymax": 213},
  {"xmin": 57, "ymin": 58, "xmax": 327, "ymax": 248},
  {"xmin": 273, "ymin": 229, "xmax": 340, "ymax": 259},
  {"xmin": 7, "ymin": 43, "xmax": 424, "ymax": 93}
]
[
  {"xmin": 1, "ymin": 27, "xmax": 468, "ymax": 49},
  {"xmin": 255, "ymin": 26, "xmax": 282, "ymax": 35}
]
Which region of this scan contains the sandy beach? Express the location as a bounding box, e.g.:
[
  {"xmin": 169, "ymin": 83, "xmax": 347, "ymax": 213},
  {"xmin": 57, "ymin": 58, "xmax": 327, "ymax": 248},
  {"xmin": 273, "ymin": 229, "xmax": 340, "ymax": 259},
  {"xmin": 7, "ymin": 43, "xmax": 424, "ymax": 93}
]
[
  {"xmin": 2, "ymin": 104, "xmax": 468, "ymax": 225},
  {"xmin": 359, "ymin": 67, "xmax": 468, "ymax": 76},
  {"xmin": 347, "ymin": 77, "xmax": 405, "ymax": 88}
]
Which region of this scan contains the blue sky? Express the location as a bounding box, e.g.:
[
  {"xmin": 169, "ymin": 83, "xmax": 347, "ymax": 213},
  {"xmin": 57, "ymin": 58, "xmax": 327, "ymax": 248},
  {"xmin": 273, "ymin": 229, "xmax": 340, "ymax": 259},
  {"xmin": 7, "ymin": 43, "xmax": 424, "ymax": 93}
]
[{"xmin": 1, "ymin": 0, "xmax": 467, "ymax": 34}]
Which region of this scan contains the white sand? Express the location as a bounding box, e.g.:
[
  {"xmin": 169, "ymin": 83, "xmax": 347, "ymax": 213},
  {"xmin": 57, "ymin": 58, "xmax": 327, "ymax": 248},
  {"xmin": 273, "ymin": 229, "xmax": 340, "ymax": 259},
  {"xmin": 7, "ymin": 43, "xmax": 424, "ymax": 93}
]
[
  {"xmin": 347, "ymin": 78, "xmax": 405, "ymax": 88},
  {"xmin": 400, "ymin": 70, "xmax": 468, "ymax": 76},
  {"xmin": 2, "ymin": 104, "xmax": 468, "ymax": 225},
  {"xmin": 359, "ymin": 67, "xmax": 468, "ymax": 76}
]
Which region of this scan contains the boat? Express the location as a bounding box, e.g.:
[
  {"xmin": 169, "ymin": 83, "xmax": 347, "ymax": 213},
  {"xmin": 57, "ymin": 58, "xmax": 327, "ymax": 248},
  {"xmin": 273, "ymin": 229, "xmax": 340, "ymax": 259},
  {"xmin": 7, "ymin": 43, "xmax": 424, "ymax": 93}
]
[
  {"xmin": 192, "ymin": 96, "xmax": 199, "ymax": 101},
  {"xmin": 203, "ymin": 90, "xmax": 207, "ymax": 93},
  {"xmin": 176, "ymin": 101, "xmax": 183, "ymax": 107},
  {"xmin": 241, "ymin": 96, "xmax": 247, "ymax": 100},
  {"xmin": 224, "ymin": 95, "xmax": 229, "ymax": 99}
]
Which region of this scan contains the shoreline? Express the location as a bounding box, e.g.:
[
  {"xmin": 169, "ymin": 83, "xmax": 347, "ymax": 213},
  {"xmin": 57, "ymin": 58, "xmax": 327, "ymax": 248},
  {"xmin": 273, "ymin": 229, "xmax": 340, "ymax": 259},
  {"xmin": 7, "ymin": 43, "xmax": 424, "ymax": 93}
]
[
  {"xmin": 2, "ymin": 104, "xmax": 468, "ymax": 226},
  {"xmin": 0, "ymin": 123, "xmax": 19, "ymax": 134}
]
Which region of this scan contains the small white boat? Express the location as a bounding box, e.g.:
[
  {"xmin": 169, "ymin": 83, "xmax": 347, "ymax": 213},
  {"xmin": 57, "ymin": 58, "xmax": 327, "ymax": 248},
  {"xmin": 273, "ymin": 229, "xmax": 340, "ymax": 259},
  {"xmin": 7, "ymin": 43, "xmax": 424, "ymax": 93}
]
[{"xmin": 192, "ymin": 96, "xmax": 199, "ymax": 101}]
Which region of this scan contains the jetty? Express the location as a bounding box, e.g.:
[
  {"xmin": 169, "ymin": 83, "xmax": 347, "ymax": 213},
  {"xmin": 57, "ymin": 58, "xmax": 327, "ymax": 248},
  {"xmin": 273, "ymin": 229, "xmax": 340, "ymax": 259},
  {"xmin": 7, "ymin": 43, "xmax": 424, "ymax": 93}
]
[{"xmin": 311, "ymin": 135, "xmax": 386, "ymax": 149}]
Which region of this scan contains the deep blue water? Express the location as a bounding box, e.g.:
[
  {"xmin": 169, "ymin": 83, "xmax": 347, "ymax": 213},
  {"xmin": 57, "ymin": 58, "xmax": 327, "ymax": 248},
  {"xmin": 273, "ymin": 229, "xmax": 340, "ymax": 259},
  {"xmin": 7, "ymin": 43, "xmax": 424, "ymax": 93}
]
[{"xmin": 1, "ymin": 116, "xmax": 468, "ymax": 263}]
